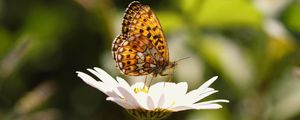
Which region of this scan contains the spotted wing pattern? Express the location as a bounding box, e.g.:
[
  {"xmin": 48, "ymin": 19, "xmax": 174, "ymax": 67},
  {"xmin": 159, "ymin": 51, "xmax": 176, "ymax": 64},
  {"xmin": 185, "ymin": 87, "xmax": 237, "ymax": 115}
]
[{"xmin": 112, "ymin": 1, "xmax": 170, "ymax": 76}]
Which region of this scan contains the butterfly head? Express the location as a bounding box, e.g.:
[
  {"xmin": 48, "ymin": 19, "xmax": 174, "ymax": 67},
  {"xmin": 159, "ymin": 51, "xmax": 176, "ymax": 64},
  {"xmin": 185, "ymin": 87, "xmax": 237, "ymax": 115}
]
[
  {"xmin": 167, "ymin": 61, "xmax": 177, "ymax": 69},
  {"xmin": 160, "ymin": 57, "xmax": 190, "ymax": 76},
  {"xmin": 157, "ymin": 62, "xmax": 176, "ymax": 77},
  {"xmin": 167, "ymin": 56, "xmax": 189, "ymax": 67}
]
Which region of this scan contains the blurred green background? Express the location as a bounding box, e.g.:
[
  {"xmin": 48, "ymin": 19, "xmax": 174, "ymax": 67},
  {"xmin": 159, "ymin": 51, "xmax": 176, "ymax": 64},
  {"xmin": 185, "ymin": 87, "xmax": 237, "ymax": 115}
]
[{"xmin": 1, "ymin": 0, "xmax": 300, "ymax": 120}]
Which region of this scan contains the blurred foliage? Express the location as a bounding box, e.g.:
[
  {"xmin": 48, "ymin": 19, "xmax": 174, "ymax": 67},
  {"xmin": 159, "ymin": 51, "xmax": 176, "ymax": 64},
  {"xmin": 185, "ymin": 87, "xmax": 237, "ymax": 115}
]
[{"xmin": 0, "ymin": 0, "xmax": 300, "ymax": 120}]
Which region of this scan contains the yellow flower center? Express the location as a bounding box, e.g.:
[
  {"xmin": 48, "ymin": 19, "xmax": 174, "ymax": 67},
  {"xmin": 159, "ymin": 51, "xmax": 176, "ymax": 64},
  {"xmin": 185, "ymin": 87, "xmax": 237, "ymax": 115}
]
[{"xmin": 134, "ymin": 86, "xmax": 149, "ymax": 94}]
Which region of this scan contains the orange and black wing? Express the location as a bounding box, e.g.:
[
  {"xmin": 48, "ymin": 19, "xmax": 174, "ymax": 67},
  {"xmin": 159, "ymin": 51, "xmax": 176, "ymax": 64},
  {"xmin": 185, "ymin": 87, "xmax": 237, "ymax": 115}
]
[{"xmin": 112, "ymin": 1, "xmax": 169, "ymax": 76}]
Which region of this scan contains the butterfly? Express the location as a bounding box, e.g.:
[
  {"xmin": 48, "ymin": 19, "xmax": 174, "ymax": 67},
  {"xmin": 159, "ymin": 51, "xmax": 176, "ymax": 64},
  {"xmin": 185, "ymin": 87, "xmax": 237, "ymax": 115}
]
[{"xmin": 112, "ymin": 1, "xmax": 176, "ymax": 77}]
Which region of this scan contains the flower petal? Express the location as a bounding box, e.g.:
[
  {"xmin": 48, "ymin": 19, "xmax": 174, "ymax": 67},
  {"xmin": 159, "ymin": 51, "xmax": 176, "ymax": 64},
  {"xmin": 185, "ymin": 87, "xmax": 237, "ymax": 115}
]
[
  {"xmin": 106, "ymin": 97, "xmax": 135, "ymax": 109},
  {"xmin": 117, "ymin": 87, "xmax": 139, "ymax": 109},
  {"xmin": 135, "ymin": 92, "xmax": 149, "ymax": 110},
  {"xmin": 169, "ymin": 106, "xmax": 197, "ymax": 112},
  {"xmin": 170, "ymin": 103, "xmax": 226, "ymax": 111},
  {"xmin": 76, "ymin": 71, "xmax": 102, "ymax": 89},
  {"xmin": 156, "ymin": 93, "xmax": 165, "ymax": 108},
  {"xmin": 195, "ymin": 99, "xmax": 229, "ymax": 105},
  {"xmin": 147, "ymin": 96, "xmax": 155, "ymax": 110},
  {"xmin": 185, "ymin": 87, "xmax": 215, "ymax": 100},
  {"xmin": 197, "ymin": 76, "xmax": 218, "ymax": 92},
  {"xmin": 197, "ymin": 90, "xmax": 218, "ymax": 101},
  {"xmin": 193, "ymin": 104, "xmax": 224, "ymax": 109},
  {"xmin": 160, "ymin": 83, "xmax": 179, "ymax": 109},
  {"xmin": 175, "ymin": 82, "xmax": 188, "ymax": 96},
  {"xmin": 184, "ymin": 76, "xmax": 218, "ymax": 104},
  {"xmin": 89, "ymin": 68, "xmax": 118, "ymax": 86},
  {"xmin": 116, "ymin": 77, "xmax": 131, "ymax": 90},
  {"xmin": 88, "ymin": 68, "xmax": 127, "ymax": 98},
  {"xmin": 165, "ymin": 82, "xmax": 189, "ymax": 107},
  {"xmin": 148, "ymin": 82, "xmax": 165, "ymax": 107},
  {"xmin": 77, "ymin": 71, "xmax": 120, "ymax": 98},
  {"xmin": 184, "ymin": 89, "xmax": 218, "ymax": 105}
]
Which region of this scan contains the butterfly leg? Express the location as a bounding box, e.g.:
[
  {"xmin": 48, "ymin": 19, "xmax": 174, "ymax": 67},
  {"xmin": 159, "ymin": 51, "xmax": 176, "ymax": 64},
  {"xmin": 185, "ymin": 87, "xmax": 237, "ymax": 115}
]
[
  {"xmin": 143, "ymin": 75, "xmax": 148, "ymax": 89},
  {"xmin": 160, "ymin": 73, "xmax": 168, "ymax": 76},
  {"xmin": 148, "ymin": 75, "xmax": 154, "ymax": 88},
  {"xmin": 143, "ymin": 75, "xmax": 154, "ymax": 89}
]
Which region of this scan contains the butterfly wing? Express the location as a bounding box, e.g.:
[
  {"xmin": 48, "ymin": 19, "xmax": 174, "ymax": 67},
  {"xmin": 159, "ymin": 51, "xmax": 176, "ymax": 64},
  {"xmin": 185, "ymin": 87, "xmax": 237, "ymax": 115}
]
[
  {"xmin": 122, "ymin": 1, "xmax": 169, "ymax": 65},
  {"xmin": 112, "ymin": 1, "xmax": 170, "ymax": 76},
  {"xmin": 112, "ymin": 34, "xmax": 159, "ymax": 75}
]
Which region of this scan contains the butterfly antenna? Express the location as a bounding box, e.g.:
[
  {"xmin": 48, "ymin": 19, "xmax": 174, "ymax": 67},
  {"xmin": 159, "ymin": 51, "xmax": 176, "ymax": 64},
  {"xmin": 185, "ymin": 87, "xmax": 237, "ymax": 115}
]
[{"xmin": 175, "ymin": 56, "xmax": 191, "ymax": 63}]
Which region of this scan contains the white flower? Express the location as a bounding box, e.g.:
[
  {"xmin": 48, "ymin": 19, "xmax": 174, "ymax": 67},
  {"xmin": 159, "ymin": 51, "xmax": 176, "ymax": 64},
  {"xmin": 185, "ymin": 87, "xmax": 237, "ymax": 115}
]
[{"xmin": 76, "ymin": 67, "xmax": 229, "ymax": 119}]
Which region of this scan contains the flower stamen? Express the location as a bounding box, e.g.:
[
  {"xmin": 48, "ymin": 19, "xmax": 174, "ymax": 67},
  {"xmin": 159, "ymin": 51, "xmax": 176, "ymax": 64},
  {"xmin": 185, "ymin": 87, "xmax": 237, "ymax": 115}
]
[{"xmin": 134, "ymin": 86, "xmax": 149, "ymax": 94}]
